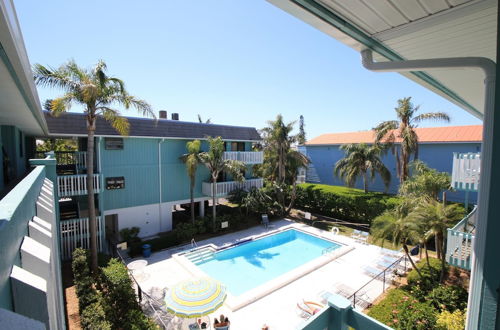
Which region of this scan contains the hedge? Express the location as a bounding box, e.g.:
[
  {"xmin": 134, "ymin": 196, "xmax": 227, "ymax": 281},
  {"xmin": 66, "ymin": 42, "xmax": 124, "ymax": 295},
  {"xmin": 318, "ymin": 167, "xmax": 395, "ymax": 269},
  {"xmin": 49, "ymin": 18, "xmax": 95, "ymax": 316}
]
[
  {"xmin": 72, "ymin": 248, "xmax": 97, "ymax": 313},
  {"xmin": 295, "ymin": 184, "xmax": 401, "ymax": 224}
]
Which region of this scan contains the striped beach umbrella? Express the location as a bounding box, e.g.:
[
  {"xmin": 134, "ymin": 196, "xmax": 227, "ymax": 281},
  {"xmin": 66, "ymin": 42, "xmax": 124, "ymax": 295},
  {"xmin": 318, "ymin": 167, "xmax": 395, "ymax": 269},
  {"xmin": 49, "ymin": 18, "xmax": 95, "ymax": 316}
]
[{"xmin": 164, "ymin": 277, "xmax": 227, "ymax": 318}]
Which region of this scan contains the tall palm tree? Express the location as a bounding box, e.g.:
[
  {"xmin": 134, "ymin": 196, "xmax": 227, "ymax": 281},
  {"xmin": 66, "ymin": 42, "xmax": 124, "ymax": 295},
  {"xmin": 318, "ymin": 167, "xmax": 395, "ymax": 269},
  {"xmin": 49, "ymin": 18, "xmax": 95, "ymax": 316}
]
[
  {"xmin": 34, "ymin": 60, "xmax": 154, "ymax": 272},
  {"xmin": 259, "ymin": 114, "xmax": 309, "ymax": 214},
  {"xmin": 409, "ymin": 200, "xmax": 463, "ymax": 281},
  {"xmin": 199, "ymin": 136, "xmax": 245, "ymax": 232},
  {"xmin": 371, "ymin": 207, "xmax": 423, "ymax": 277},
  {"xmin": 334, "ymin": 143, "xmax": 391, "ymax": 193},
  {"xmin": 374, "ymin": 97, "xmax": 450, "ymax": 183},
  {"xmin": 180, "ymin": 140, "xmax": 201, "ymax": 224}
]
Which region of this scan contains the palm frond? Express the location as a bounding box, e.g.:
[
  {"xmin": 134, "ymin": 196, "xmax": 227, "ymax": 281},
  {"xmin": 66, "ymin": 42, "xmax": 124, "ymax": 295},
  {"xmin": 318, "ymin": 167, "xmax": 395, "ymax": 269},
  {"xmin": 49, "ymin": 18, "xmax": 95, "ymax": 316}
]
[
  {"xmin": 99, "ymin": 107, "xmax": 130, "ymax": 135},
  {"xmin": 412, "ymin": 112, "xmax": 450, "ymax": 123}
]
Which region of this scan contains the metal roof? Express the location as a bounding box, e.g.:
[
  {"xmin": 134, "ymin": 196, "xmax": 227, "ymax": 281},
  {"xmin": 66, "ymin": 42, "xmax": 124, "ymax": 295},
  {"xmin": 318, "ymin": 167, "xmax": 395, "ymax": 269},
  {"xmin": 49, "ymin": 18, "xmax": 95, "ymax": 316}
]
[
  {"xmin": 306, "ymin": 125, "xmax": 483, "ymax": 145},
  {"xmin": 43, "ymin": 111, "xmax": 261, "ymax": 141},
  {"xmin": 268, "ymin": 0, "xmax": 496, "ymax": 119}
]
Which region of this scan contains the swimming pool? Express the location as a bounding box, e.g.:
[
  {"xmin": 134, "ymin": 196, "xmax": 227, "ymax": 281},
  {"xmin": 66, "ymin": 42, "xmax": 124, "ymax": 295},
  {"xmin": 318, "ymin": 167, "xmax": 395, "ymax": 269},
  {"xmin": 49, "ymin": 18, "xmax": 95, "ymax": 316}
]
[{"xmin": 195, "ymin": 229, "xmax": 341, "ymax": 296}]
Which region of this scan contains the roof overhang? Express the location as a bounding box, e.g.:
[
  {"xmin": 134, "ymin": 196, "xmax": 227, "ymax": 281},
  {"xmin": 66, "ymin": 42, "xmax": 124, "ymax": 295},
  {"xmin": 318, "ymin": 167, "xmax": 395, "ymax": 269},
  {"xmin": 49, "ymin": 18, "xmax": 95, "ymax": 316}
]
[
  {"xmin": 0, "ymin": 0, "xmax": 47, "ymax": 135},
  {"xmin": 267, "ymin": 0, "xmax": 497, "ymax": 120}
]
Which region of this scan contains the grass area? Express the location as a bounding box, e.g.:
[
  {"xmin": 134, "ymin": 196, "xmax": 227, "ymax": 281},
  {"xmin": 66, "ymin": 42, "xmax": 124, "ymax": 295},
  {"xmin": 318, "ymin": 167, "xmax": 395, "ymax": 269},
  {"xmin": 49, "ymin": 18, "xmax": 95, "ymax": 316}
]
[{"xmin": 298, "ymin": 183, "xmax": 400, "ymax": 201}]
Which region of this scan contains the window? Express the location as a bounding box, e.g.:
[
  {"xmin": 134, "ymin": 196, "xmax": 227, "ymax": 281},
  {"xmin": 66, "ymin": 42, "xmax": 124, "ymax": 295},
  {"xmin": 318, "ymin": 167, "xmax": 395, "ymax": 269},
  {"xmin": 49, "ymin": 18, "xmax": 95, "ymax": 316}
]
[
  {"xmin": 231, "ymin": 142, "xmax": 245, "ymax": 151},
  {"xmin": 106, "ymin": 177, "xmax": 125, "ymax": 190},
  {"xmin": 105, "ymin": 138, "xmax": 124, "ymax": 150}
]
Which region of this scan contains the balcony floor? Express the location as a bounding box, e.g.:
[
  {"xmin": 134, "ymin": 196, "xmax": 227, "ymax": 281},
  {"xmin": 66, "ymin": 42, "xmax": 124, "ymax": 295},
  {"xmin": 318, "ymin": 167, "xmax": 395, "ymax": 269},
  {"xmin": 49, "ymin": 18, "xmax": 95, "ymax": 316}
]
[{"xmin": 126, "ymin": 220, "xmax": 407, "ymax": 329}]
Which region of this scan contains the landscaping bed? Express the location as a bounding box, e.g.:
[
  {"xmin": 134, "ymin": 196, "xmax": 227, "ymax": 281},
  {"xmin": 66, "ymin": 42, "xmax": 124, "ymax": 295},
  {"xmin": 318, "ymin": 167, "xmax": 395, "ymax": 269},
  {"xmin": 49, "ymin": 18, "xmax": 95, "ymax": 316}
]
[{"xmin": 366, "ymin": 258, "xmax": 468, "ymax": 329}]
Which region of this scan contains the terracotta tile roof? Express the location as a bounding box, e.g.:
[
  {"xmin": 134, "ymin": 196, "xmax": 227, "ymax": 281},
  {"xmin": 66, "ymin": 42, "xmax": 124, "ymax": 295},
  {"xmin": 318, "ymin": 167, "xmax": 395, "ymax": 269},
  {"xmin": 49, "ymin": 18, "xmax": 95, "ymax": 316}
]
[{"xmin": 306, "ymin": 125, "xmax": 483, "ymax": 145}]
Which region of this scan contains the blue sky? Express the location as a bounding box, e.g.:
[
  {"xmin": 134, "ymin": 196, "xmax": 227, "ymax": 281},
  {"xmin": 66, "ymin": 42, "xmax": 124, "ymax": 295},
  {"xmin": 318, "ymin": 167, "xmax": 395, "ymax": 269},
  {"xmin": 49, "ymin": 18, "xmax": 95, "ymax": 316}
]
[{"xmin": 14, "ymin": 0, "xmax": 481, "ymax": 139}]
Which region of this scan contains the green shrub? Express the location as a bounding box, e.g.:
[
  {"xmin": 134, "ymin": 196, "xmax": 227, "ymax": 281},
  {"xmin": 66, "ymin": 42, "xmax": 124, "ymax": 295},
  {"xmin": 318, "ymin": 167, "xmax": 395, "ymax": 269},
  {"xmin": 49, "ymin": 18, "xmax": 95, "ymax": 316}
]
[
  {"xmin": 368, "ymin": 288, "xmax": 436, "ymax": 329},
  {"xmin": 80, "ymin": 298, "xmax": 112, "ymax": 330},
  {"xmin": 175, "ymin": 222, "xmax": 198, "ymax": 241},
  {"xmin": 428, "ymin": 285, "xmax": 468, "ymax": 312},
  {"xmin": 100, "ymin": 258, "xmax": 140, "ymax": 328},
  {"xmin": 126, "ymin": 309, "xmax": 158, "ymax": 330},
  {"xmin": 436, "ymin": 309, "xmax": 466, "ymax": 330},
  {"xmin": 406, "ymin": 257, "xmax": 445, "ymax": 297},
  {"xmin": 72, "ymin": 248, "xmax": 97, "ymax": 313},
  {"xmin": 295, "ymin": 184, "xmax": 400, "ymax": 224}
]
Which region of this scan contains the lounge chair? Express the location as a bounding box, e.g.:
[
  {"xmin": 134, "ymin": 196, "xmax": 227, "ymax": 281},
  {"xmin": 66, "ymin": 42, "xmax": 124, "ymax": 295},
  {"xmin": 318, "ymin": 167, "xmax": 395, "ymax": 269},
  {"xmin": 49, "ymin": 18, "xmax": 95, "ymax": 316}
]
[
  {"xmin": 358, "ymin": 231, "xmax": 369, "ymax": 244},
  {"xmin": 261, "ymin": 214, "xmax": 273, "ymax": 228},
  {"xmin": 351, "ymin": 229, "xmax": 361, "ymax": 240},
  {"xmin": 297, "ymin": 300, "xmax": 324, "ymax": 319},
  {"xmin": 214, "ymin": 326, "xmax": 229, "ymax": 330}
]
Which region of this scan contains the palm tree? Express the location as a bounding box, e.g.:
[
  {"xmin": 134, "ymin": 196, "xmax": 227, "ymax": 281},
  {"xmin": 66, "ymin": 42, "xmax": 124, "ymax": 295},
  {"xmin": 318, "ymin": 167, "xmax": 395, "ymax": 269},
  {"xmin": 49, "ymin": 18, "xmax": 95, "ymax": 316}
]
[
  {"xmin": 374, "ymin": 97, "xmax": 450, "ymax": 183},
  {"xmin": 259, "ymin": 114, "xmax": 309, "ymax": 214},
  {"xmin": 334, "ymin": 143, "xmax": 391, "ymax": 193},
  {"xmin": 409, "ymin": 200, "xmax": 463, "ymax": 281},
  {"xmin": 180, "ymin": 140, "xmax": 201, "ymax": 224},
  {"xmin": 371, "ymin": 208, "xmax": 423, "ymax": 277},
  {"xmin": 198, "ymin": 136, "xmax": 245, "ymax": 232},
  {"xmin": 34, "ymin": 60, "xmax": 154, "ymax": 272},
  {"xmin": 399, "ymin": 160, "xmax": 451, "ymax": 200}
]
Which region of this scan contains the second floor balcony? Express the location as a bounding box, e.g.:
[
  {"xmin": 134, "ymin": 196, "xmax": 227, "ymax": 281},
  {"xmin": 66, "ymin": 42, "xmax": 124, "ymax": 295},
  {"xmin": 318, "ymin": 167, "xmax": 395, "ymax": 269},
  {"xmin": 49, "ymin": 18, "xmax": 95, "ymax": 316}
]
[
  {"xmin": 446, "ymin": 206, "xmax": 476, "ymax": 270},
  {"xmin": 57, "ymin": 174, "xmax": 102, "ymax": 197},
  {"xmin": 223, "ymin": 151, "xmax": 263, "ymax": 164},
  {"xmin": 202, "ymin": 178, "xmax": 264, "ymax": 197}
]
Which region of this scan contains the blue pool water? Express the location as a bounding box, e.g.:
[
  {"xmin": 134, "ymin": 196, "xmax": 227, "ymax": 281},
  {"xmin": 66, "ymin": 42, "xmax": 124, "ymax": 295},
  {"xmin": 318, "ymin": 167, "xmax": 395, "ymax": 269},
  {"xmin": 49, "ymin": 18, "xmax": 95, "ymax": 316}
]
[{"xmin": 196, "ymin": 229, "xmax": 340, "ymax": 296}]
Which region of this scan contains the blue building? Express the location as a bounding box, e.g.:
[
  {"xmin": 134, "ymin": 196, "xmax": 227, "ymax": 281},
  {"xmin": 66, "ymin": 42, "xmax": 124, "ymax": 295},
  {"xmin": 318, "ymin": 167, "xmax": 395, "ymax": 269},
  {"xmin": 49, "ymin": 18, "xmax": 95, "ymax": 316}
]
[{"xmin": 303, "ymin": 125, "xmax": 482, "ymax": 203}]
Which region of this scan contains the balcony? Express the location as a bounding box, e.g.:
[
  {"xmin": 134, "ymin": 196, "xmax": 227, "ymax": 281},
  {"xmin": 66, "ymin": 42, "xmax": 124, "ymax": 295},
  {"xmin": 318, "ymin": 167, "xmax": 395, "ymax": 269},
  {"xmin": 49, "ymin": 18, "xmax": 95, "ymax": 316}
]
[
  {"xmin": 446, "ymin": 206, "xmax": 476, "ymax": 270},
  {"xmin": 60, "ymin": 216, "xmax": 105, "ymax": 260},
  {"xmin": 35, "ymin": 151, "xmax": 91, "ymax": 174},
  {"xmin": 202, "ymin": 178, "xmax": 264, "ymax": 197},
  {"xmin": 57, "ymin": 174, "xmax": 102, "ymax": 197},
  {"xmin": 223, "ymin": 151, "xmax": 263, "ymax": 164}
]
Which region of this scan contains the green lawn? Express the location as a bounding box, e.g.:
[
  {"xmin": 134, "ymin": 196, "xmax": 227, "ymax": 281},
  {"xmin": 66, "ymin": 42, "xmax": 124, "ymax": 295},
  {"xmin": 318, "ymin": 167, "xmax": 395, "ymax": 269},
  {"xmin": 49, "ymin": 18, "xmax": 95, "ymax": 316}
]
[{"xmin": 298, "ymin": 183, "xmax": 399, "ymax": 200}]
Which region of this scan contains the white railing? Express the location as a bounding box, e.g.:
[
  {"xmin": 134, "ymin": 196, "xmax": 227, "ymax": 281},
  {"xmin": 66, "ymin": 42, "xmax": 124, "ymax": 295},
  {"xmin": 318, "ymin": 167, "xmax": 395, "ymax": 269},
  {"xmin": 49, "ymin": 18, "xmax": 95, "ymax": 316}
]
[
  {"xmin": 446, "ymin": 207, "xmax": 477, "ymax": 270},
  {"xmin": 451, "ymin": 152, "xmax": 481, "ymax": 191},
  {"xmin": 60, "ymin": 217, "xmax": 105, "ymax": 260},
  {"xmin": 57, "ymin": 174, "xmax": 101, "ymax": 197},
  {"xmin": 202, "ymin": 178, "xmax": 264, "ymax": 197},
  {"xmin": 223, "ymin": 151, "xmax": 263, "ymax": 164}
]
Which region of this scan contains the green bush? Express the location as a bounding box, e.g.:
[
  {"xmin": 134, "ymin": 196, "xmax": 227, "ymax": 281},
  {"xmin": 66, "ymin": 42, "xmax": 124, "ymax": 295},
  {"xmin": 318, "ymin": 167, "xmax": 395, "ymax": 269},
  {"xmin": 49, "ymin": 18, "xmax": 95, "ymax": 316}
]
[
  {"xmin": 407, "ymin": 257, "xmax": 444, "ymax": 297},
  {"xmin": 368, "ymin": 288, "xmax": 436, "ymax": 329},
  {"xmin": 175, "ymin": 222, "xmax": 198, "ymax": 241},
  {"xmin": 100, "ymin": 258, "xmax": 140, "ymax": 328},
  {"xmin": 72, "ymin": 248, "xmax": 97, "ymax": 313},
  {"xmin": 428, "ymin": 285, "xmax": 468, "ymax": 312},
  {"xmin": 126, "ymin": 309, "xmax": 158, "ymax": 330},
  {"xmin": 436, "ymin": 309, "xmax": 466, "ymax": 330},
  {"xmin": 80, "ymin": 298, "xmax": 112, "ymax": 330},
  {"xmin": 295, "ymin": 184, "xmax": 400, "ymax": 224}
]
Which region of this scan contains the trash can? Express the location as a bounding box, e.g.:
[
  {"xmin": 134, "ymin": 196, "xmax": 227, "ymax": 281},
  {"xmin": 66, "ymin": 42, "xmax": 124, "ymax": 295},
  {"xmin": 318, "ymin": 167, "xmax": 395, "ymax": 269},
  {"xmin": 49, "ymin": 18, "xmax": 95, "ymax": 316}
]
[{"xmin": 142, "ymin": 244, "xmax": 151, "ymax": 258}]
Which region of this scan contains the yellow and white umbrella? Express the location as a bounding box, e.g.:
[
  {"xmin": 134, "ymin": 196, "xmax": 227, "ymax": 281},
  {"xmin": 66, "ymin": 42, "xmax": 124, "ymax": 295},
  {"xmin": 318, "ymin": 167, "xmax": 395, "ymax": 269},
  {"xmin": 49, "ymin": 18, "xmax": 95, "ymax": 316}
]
[{"xmin": 164, "ymin": 277, "xmax": 227, "ymax": 318}]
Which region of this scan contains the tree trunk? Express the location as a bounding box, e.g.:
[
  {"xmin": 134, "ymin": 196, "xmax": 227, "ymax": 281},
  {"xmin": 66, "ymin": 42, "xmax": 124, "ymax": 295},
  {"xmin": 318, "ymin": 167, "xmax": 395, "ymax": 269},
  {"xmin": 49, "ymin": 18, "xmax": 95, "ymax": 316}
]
[
  {"xmin": 212, "ymin": 176, "xmax": 217, "ymax": 233},
  {"xmin": 440, "ymin": 233, "xmax": 447, "ymax": 283},
  {"xmin": 86, "ymin": 120, "xmax": 98, "ymax": 274},
  {"xmin": 190, "ymin": 183, "xmax": 195, "ymax": 224},
  {"xmin": 424, "ymin": 241, "xmax": 431, "ymax": 269},
  {"xmin": 363, "ymin": 172, "xmax": 368, "ymax": 193},
  {"xmin": 403, "ymin": 244, "xmax": 422, "ymax": 277},
  {"xmin": 285, "ymin": 180, "xmax": 298, "ymax": 215}
]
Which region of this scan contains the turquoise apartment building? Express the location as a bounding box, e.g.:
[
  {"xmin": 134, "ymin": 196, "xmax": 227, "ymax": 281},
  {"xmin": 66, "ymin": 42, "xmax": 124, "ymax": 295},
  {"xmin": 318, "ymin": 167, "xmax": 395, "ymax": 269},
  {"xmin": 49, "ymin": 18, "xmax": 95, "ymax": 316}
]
[{"xmin": 43, "ymin": 111, "xmax": 262, "ymax": 254}]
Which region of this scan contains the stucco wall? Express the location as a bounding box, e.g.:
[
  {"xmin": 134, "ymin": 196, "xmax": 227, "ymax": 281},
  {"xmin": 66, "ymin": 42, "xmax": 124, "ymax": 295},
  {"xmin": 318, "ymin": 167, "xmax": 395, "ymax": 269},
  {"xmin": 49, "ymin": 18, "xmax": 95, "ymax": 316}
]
[{"xmin": 305, "ymin": 142, "xmax": 480, "ymax": 203}]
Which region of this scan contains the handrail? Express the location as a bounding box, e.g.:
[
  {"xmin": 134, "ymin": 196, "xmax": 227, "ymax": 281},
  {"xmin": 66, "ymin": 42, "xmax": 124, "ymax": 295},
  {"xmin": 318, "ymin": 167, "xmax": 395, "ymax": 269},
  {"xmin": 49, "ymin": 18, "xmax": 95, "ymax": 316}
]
[
  {"xmin": 349, "ymin": 255, "xmax": 408, "ymax": 307},
  {"xmin": 450, "ymin": 206, "xmax": 477, "ymax": 233}
]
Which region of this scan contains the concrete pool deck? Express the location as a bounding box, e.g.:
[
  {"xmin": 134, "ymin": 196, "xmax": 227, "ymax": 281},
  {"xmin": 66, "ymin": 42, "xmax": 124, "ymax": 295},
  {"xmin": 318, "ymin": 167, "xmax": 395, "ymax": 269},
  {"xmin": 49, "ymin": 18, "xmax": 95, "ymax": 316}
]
[{"xmin": 127, "ymin": 219, "xmax": 407, "ymax": 329}]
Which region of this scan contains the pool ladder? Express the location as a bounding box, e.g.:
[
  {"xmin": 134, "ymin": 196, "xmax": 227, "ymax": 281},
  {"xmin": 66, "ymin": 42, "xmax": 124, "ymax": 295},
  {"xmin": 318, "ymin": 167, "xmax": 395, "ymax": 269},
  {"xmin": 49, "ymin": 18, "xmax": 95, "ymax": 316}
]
[{"xmin": 322, "ymin": 246, "xmax": 338, "ymax": 255}]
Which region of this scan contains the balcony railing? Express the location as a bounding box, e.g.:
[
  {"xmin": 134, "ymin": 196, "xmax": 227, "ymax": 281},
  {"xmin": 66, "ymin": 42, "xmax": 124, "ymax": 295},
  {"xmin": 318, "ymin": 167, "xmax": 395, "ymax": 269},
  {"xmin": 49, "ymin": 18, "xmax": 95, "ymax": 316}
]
[
  {"xmin": 57, "ymin": 174, "xmax": 101, "ymax": 197},
  {"xmin": 60, "ymin": 216, "xmax": 105, "ymax": 260},
  {"xmin": 446, "ymin": 206, "xmax": 477, "ymax": 270},
  {"xmin": 202, "ymin": 178, "xmax": 264, "ymax": 197},
  {"xmin": 223, "ymin": 151, "xmax": 263, "ymax": 164}
]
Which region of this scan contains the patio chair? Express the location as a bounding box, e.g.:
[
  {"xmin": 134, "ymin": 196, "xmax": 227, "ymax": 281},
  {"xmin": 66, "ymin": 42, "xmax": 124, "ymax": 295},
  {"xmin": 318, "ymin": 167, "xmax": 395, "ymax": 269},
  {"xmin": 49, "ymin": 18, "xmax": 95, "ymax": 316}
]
[
  {"xmin": 351, "ymin": 229, "xmax": 361, "ymax": 240},
  {"xmin": 358, "ymin": 231, "xmax": 369, "ymax": 244},
  {"xmin": 261, "ymin": 214, "xmax": 272, "ymax": 228},
  {"xmin": 214, "ymin": 326, "xmax": 229, "ymax": 330}
]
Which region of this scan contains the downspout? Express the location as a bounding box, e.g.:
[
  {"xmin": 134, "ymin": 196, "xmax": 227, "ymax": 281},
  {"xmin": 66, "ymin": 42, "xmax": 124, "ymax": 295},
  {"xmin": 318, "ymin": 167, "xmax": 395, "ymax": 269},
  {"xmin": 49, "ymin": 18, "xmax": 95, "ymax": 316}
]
[
  {"xmin": 158, "ymin": 139, "xmax": 165, "ymax": 233},
  {"xmin": 361, "ymin": 49, "xmax": 496, "ymax": 329}
]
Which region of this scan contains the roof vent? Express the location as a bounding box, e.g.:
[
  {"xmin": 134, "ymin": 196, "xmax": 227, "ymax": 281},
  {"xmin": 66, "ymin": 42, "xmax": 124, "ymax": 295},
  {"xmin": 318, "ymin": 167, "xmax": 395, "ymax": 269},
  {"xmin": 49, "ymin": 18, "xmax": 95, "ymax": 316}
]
[
  {"xmin": 159, "ymin": 110, "xmax": 167, "ymax": 119},
  {"xmin": 171, "ymin": 113, "xmax": 179, "ymax": 120}
]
